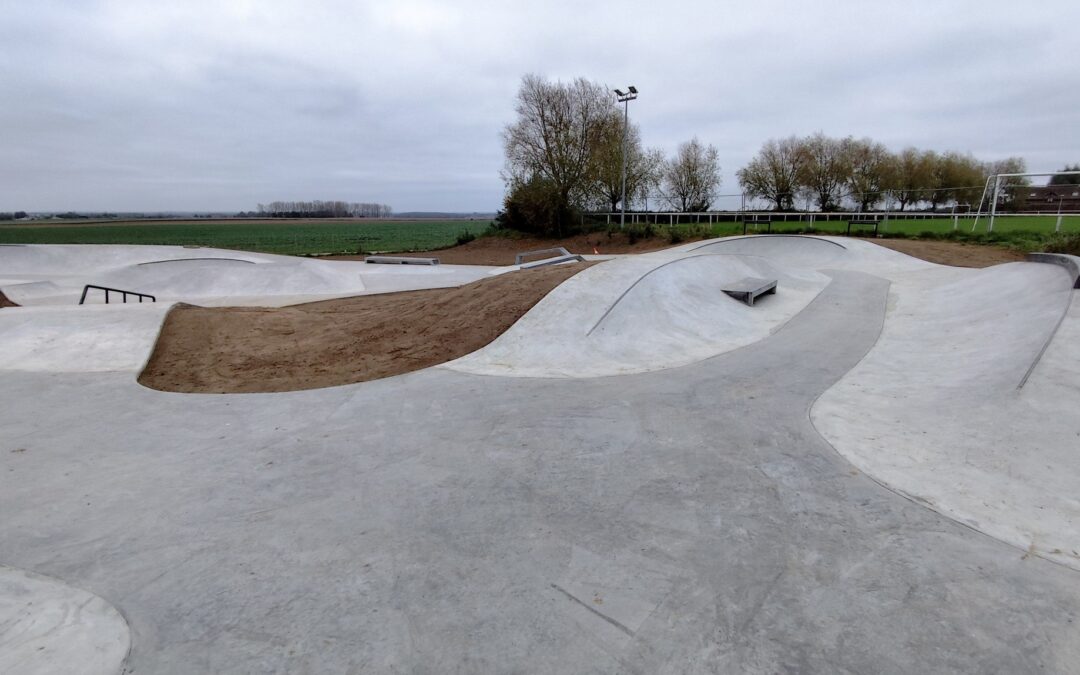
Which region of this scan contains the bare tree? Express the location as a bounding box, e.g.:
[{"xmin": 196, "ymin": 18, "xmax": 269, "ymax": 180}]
[
  {"xmin": 737, "ymin": 137, "xmax": 804, "ymax": 211},
  {"xmin": 845, "ymin": 138, "xmax": 893, "ymax": 211},
  {"xmin": 797, "ymin": 132, "xmax": 851, "ymax": 211},
  {"xmin": 502, "ymin": 74, "xmax": 613, "ymax": 231},
  {"xmin": 890, "ymin": 148, "xmax": 936, "ymax": 211},
  {"xmin": 660, "ymin": 138, "xmax": 721, "ymax": 212},
  {"xmin": 588, "ymin": 112, "xmax": 662, "ymax": 212}
]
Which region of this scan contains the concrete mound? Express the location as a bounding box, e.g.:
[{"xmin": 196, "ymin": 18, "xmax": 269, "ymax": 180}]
[
  {"xmin": 0, "ymin": 565, "xmax": 130, "ymax": 675},
  {"xmin": 446, "ymin": 251, "xmax": 829, "ymax": 378}
]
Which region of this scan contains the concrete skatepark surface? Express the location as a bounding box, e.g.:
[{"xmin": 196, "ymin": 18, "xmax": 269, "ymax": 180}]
[{"xmin": 1, "ymin": 237, "xmax": 1078, "ymax": 672}]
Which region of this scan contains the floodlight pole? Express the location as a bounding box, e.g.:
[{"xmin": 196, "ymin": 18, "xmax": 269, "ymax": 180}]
[{"xmin": 614, "ymin": 86, "xmax": 638, "ymax": 229}]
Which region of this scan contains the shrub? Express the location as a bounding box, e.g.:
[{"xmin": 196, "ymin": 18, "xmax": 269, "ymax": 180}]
[{"xmin": 455, "ymin": 230, "xmax": 477, "ymax": 246}]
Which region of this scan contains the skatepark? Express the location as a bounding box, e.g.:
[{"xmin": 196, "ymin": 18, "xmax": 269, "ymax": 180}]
[{"xmin": 1, "ymin": 236, "xmax": 1079, "ymax": 673}]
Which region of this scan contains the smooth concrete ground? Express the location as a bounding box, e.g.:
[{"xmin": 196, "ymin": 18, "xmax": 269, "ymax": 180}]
[{"xmin": 2, "ymin": 270, "xmax": 1080, "ymax": 673}]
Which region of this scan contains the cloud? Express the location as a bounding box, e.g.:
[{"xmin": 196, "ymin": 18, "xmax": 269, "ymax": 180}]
[{"xmin": 1, "ymin": 0, "xmax": 1077, "ymax": 211}]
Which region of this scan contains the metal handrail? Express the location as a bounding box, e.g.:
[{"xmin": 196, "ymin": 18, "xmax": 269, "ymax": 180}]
[{"xmin": 78, "ymin": 284, "xmax": 156, "ymax": 305}]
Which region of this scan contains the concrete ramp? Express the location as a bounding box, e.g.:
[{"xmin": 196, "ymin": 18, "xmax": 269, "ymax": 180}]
[
  {"xmin": 812, "ymin": 262, "xmax": 1080, "ymax": 569},
  {"xmin": 445, "ymin": 252, "xmax": 829, "ymax": 378}
]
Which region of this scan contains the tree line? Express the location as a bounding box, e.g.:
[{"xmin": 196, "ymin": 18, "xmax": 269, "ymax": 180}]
[
  {"xmin": 737, "ymin": 134, "xmax": 1031, "ymax": 213},
  {"xmin": 499, "ymin": 74, "xmax": 722, "ymax": 236},
  {"xmin": 256, "ymin": 201, "xmax": 393, "ymax": 218}
]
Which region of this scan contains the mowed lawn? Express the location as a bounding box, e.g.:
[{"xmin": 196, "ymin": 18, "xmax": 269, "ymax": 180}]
[{"xmin": 0, "ymin": 219, "xmax": 491, "ymax": 255}]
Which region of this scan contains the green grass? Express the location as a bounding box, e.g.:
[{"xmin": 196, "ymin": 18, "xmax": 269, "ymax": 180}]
[
  {"xmin": 701, "ymin": 214, "xmax": 1080, "ymax": 237},
  {"xmin": 0, "ymin": 219, "xmax": 493, "ymax": 256}
]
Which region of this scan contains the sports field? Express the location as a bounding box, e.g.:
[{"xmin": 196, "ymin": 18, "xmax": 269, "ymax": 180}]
[{"xmin": 0, "ymin": 219, "xmax": 491, "ymax": 255}]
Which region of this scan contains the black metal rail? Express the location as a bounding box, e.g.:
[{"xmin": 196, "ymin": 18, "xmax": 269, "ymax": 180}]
[{"xmin": 79, "ymin": 284, "xmax": 156, "ymax": 305}]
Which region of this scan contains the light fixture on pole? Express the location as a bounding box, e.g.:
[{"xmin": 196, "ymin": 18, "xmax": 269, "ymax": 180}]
[{"xmin": 614, "ymin": 86, "xmax": 638, "ymax": 229}]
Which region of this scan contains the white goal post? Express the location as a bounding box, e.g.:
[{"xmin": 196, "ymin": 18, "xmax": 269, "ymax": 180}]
[{"xmin": 972, "ymin": 171, "xmax": 1080, "ymax": 233}]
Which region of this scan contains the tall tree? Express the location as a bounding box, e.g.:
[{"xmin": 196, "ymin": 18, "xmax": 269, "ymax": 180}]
[
  {"xmin": 737, "ymin": 137, "xmax": 804, "ymax": 211},
  {"xmin": 1048, "ymin": 164, "xmax": 1080, "ymax": 186},
  {"xmin": 845, "ymin": 138, "xmax": 893, "ymax": 211},
  {"xmin": 796, "ymin": 133, "xmax": 851, "ymax": 211},
  {"xmin": 890, "ymin": 148, "xmax": 936, "ymax": 211},
  {"xmin": 588, "ymin": 112, "xmax": 661, "ymax": 212},
  {"xmin": 930, "ymin": 152, "xmax": 984, "ymax": 209},
  {"xmin": 502, "ymin": 74, "xmax": 613, "ymax": 233},
  {"xmin": 661, "ymin": 138, "xmax": 722, "ymax": 212}
]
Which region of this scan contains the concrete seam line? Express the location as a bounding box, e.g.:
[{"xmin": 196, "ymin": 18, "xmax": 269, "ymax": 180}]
[
  {"xmin": 1016, "ymin": 287, "xmax": 1076, "ymax": 390},
  {"xmin": 585, "ymin": 253, "xmax": 777, "ymax": 336}
]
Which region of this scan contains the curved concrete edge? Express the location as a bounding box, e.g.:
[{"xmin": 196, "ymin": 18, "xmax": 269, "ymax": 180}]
[
  {"xmin": 1027, "ymin": 252, "xmax": 1080, "ymax": 288},
  {"xmin": 0, "ymin": 565, "xmax": 130, "ymax": 675},
  {"xmin": 809, "ymin": 263, "xmax": 1080, "ymax": 571},
  {"xmin": 688, "ymin": 234, "xmax": 849, "ymax": 252}
]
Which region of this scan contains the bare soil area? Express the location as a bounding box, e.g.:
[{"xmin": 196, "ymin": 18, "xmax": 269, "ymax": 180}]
[
  {"xmin": 0, "ymin": 291, "xmax": 18, "ymax": 308},
  {"xmin": 139, "ymin": 263, "xmax": 592, "ymax": 394},
  {"xmin": 870, "ymin": 238, "xmax": 1025, "ymax": 267}
]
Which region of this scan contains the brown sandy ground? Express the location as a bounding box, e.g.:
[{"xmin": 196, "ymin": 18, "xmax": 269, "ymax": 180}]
[
  {"xmin": 138, "ymin": 263, "xmax": 593, "ymax": 394},
  {"xmin": 869, "ymin": 238, "xmax": 1024, "ymax": 267},
  {"xmin": 0, "ymin": 291, "xmax": 19, "ymax": 307}
]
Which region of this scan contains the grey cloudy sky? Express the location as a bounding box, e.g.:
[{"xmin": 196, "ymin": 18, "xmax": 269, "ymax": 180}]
[{"xmin": 2, "ymin": 0, "xmax": 1077, "ymax": 212}]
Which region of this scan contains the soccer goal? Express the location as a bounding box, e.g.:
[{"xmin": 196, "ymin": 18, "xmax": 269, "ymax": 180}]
[{"xmin": 971, "ymin": 170, "xmax": 1080, "ymax": 233}]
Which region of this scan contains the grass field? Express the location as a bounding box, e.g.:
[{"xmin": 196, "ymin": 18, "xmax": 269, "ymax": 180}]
[
  {"xmin": 2, "ymin": 215, "xmax": 1077, "ymax": 256},
  {"xmin": 709, "ymin": 215, "xmax": 1080, "ymax": 237},
  {"xmin": 0, "ymin": 219, "xmax": 492, "ymax": 255}
]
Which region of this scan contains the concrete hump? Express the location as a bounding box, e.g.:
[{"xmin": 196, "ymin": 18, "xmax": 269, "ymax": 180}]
[
  {"xmin": 0, "ymin": 565, "xmax": 130, "ymax": 675},
  {"xmin": 445, "ymin": 251, "xmax": 829, "ymax": 378}
]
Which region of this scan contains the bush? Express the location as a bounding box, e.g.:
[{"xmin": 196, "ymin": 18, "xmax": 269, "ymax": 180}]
[
  {"xmin": 455, "ymin": 230, "xmax": 477, "ymax": 246},
  {"xmin": 1042, "ymin": 233, "xmax": 1080, "ymax": 256},
  {"xmin": 494, "ymin": 176, "xmax": 581, "ymax": 238}
]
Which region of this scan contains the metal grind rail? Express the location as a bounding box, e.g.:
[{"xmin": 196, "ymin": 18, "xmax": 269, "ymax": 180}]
[{"xmin": 78, "ymin": 284, "xmax": 156, "ymax": 305}]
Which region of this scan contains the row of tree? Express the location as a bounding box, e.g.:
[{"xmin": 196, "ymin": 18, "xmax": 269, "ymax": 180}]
[
  {"xmin": 255, "ymin": 201, "xmax": 392, "ymax": 218},
  {"xmin": 500, "ymin": 75, "xmax": 722, "ymax": 235},
  {"xmin": 737, "ymin": 134, "xmax": 1030, "ymax": 212}
]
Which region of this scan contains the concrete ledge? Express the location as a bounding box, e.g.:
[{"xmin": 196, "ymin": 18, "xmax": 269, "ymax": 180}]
[
  {"xmin": 515, "ymin": 247, "xmax": 572, "ymax": 265},
  {"xmin": 1026, "ymin": 253, "xmax": 1080, "ymax": 288},
  {"xmin": 364, "ymin": 256, "xmax": 440, "ymax": 266},
  {"xmin": 519, "ymin": 254, "xmax": 584, "ymax": 269}
]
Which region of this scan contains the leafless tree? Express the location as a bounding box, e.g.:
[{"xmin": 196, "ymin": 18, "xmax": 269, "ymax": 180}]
[
  {"xmin": 659, "ymin": 138, "xmax": 721, "ymax": 212},
  {"xmin": 502, "ymin": 74, "xmax": 613, "ymax": 224},
  {"xmin": 737, "ymin": 137, "xmax": 804, "ymax": 211},
  {"xmin": 797, "ymin": 133, "xmax": 851, "ymax": 211},
  {"xmin": 845, "ymin": 138, "xmax": 894, "ymax": 211},
  {"xmin": 588, "ymin": 112, "xmax": 662, "ymax": 212}
]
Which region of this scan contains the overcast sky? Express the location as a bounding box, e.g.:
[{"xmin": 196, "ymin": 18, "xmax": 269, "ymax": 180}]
[{"xmin": 2, "ymin": 0, "xmax": 1078, "ymax": 212}]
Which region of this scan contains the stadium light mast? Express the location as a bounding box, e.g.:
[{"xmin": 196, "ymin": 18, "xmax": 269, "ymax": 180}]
[{"xmin": 614, "ymin": 86, "xmax": 638, "ymax": 228}]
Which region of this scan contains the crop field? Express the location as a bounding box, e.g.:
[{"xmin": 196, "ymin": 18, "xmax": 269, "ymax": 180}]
[{"xmin": 0, "ymin": 219, "xmax": 491, "ymax": 255}]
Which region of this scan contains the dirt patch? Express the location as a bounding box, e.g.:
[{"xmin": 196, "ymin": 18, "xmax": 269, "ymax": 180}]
[
  {"xmin": 138, "ymin": 263, "xmax": 593, "ymax": 394},
  {"xmin": 870, "ymin": 238, "xmax": 1025, "ymax": 267},
  {"xmin": 0, "ymin": 291, "xmax": 18, "ymax": 308}
]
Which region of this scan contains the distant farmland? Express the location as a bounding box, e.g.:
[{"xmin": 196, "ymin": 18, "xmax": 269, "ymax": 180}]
[{"xmin": 0, "ymin": 219, "xmax": 492, "ymax": 255}]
